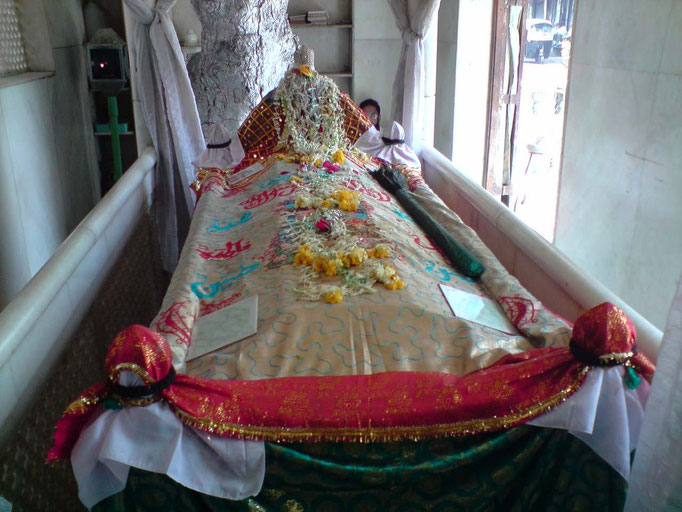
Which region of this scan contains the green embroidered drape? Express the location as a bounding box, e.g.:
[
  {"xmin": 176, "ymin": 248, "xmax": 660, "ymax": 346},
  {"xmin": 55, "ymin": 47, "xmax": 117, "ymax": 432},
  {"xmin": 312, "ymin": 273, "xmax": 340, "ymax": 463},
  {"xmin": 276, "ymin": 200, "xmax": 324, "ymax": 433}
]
[{"xmin": 94, "ymin": 426, "xmax": 626, "ymax": 512}]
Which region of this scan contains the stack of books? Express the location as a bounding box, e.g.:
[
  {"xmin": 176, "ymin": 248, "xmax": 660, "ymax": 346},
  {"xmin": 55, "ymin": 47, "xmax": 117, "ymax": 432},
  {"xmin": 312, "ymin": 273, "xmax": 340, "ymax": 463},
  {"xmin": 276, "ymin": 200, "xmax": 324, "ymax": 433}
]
[
  {"xmin": 288, "ymin": 13, "xmax": 306, "ymax": 24},
  {"xmin": 306, "ymin": 10, "xmax": 329, "ymax": 24}
]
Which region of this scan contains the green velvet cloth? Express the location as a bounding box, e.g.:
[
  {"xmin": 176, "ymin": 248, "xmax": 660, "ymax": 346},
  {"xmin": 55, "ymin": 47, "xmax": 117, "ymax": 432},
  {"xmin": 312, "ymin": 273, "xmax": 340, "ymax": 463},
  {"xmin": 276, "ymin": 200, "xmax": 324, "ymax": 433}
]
[
  {"xmin": 371, "ymin": 166, "xmax": 484, "ymax": 279},
  {"xmin": 94, "ymin": 426, "xmax": 626, "ymax": 512}
]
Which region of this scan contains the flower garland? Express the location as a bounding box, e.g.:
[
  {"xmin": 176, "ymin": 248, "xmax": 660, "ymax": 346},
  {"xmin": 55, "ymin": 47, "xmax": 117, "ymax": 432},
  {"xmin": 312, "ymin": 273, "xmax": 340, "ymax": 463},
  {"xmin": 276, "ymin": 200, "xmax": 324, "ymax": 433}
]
[
  {"xmin": 285, "ymin": 158, "xmax": 405, "ymax": 304},
  {"xmin": 274, "ymin": 67, "xmax": 351, "ymax": 163},
  {"xmin": 272, "ymin": 66, "xmax": 404, "ymax": 303}
]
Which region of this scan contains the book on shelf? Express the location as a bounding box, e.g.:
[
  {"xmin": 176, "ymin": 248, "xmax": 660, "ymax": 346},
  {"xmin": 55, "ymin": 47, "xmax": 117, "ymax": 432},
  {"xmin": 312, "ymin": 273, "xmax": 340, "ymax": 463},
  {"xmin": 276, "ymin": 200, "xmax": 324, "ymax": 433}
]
[
  {"xmin": 289, "ymin": 10, "xmax": 331, "ymax": 25},
  {"xmin": 288, "ymin": 14, "xmax": 306, "ymax": 23},
  {"xmin": 306, "ymin": 10, "xmax": 329, "ymax": 24}
]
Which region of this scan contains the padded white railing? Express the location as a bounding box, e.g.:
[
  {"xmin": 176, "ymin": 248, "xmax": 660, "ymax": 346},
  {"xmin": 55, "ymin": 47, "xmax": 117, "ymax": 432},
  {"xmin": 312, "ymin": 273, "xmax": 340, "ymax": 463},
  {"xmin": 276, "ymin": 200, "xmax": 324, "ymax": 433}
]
[
  {"xmin": 420, "ymin": 145, "xmax": 662, "ymax": 362},
  {"xmin": 0, "ymin": 147, "xmax": 157, "ymax": 442}
]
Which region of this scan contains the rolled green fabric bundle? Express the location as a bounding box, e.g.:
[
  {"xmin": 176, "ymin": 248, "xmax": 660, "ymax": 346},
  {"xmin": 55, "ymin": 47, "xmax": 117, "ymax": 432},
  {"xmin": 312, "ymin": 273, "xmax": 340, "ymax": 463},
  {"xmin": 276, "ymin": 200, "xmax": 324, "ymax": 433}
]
[{"xmin": 371, "ymin": 165, "xmax": 485, "ymax": 279}]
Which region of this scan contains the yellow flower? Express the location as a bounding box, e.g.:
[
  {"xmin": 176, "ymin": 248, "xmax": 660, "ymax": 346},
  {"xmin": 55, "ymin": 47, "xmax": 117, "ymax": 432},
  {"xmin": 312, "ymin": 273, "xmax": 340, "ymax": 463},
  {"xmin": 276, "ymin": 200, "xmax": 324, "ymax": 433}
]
[
  {"xmin": 313, "ymin": 257, "xmax": 327, "ymax": 274},
  {"xmin": 290, "ymin": 176, "xmax": 303, "ymax": 183},
  {"xmin": 314, "ymin": 160, "xmax": 322, "ymax": 167},
  {"xmin": 332, "ymin": 150, "xmax": 346, "ymax": 165},
  {"xmin": 385, "ymin": 278, "xmax": 405, "ymax": 291},
  {"xmin": 346, "ymin": 247, "xmax": 367, "ymax": 267},
  {"xmin": 325, "ymin": 289, "xmax": 343, "ymax": 304},
  {"xmin": 369, "ymin": 244, "xmax": 391, "ymax": 259},
  {"xmin": 325, "ymin": 259, "xmax": 342, "ymax": 277},
  {"xmin": 293, "ymin": 245, "xmax": 313, "ymax": 266},
  {"xmin": 300, "ymin": 65, "xmax": 315, "ymax": 77},
  {"xmin": 322, "ymin": 199, "xmax": 333, "ymax": 209}
]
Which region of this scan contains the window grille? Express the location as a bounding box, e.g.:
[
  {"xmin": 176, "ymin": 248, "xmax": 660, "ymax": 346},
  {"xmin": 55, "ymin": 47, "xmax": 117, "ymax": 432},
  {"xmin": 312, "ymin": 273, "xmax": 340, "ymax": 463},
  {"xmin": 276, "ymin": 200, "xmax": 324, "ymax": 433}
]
[{"xmin": 0, "ymin": 0, "xmax": 28, "ymax": 76}]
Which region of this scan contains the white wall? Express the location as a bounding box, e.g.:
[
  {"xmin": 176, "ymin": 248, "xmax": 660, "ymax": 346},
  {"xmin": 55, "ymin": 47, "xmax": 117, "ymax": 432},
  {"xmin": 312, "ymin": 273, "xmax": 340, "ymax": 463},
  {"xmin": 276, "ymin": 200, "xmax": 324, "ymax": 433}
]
[
  {"xmin": 352, "ymin": 0, "xmax": 402, "ymax": 129},
  {"xmin": 171, "ymin": 0, "xmax": 201, "ymax": 44},
  {"xmin": 555, "ymin": 0, "xmax": 682, "ymax": 329},
  {"xmin": 0, "ymin": 0, "xmax": 99, "ymax": 309}
]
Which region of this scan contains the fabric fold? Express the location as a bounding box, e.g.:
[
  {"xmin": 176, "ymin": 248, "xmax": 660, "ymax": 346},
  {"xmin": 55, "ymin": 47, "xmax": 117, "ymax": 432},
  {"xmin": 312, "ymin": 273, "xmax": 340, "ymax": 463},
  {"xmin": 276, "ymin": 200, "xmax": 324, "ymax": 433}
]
[
  {"xmin": 69, "ymin": 372, "xmax": 265, "ymax": 509},
  {"xmin": 123, "ymin": 0, "xmax": 205, "ymax": 271}
]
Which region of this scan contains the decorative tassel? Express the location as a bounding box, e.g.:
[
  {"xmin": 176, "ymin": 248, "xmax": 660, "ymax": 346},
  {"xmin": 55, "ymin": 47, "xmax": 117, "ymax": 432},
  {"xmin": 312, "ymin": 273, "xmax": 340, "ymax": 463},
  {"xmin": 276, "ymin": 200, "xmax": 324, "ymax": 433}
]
[
  {"xmin": 625, "ymin": 366, "xmax": 642, "ymax": 390},
  {"xmin": 103, "ymin": 397, "xmax": 123, "ymax": 410}
]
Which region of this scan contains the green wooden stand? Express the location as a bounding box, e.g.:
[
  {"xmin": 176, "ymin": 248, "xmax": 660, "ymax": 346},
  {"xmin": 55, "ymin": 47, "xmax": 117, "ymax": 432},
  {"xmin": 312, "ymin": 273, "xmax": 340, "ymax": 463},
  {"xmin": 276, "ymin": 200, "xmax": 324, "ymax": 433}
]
[{"xmin": 107, "ymin": 95, "xmax": 122, "ymax": 182}]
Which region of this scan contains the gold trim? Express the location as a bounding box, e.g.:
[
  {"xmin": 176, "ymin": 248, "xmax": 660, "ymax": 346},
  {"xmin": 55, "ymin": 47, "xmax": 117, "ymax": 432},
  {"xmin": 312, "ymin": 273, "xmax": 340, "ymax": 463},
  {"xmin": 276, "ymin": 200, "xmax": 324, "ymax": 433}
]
[
  {"xmin": 171, "ymin": 367, "xmax": 590, "ymax": 443},
  {"xmin": 108, "ymin": 363, "xmax": 154, "ymax": 384},
  {"xmin": 597, "ymin": 351, "xmax": 633, "ymax": 364},
  {"xmin": 109, "ymin": 393, "xmax": 163, "ymax": 408},
  {"xmin": 64, "ymin": 395, "xmax": 101, "ymax": 415}
]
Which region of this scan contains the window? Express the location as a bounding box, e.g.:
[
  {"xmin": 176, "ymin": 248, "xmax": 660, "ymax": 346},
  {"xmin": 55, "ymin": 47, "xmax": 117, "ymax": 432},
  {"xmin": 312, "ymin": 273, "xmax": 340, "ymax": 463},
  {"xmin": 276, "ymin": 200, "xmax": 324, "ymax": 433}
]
[{"xmin": 0, "ymin": 0, "xmax": 28, "ymax": 76}]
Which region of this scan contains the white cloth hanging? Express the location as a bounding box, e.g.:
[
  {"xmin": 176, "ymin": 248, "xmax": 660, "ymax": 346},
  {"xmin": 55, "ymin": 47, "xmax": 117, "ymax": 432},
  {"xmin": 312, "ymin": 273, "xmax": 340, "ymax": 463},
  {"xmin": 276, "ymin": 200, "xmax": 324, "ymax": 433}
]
[
  {"xmin": 528, "ymin": 366, "xmax": 649, "ymax": 481},
  {"xmin": 387, "ymin": 0, "xmax": 441, "ymax": 154},
  {"xmin": 124, "ymin": 0, "xmax": 205, "ymax": 272},
  {"xmin": 70, "ymin": 372, "xmax": 266, "ymax": 509},
  {"xmin": 192, "ymin": 123, "xmax": 246, "ymax": 170},
  {"xmin": 353, "ymin": 121, "xmax": 422, "ymax": 170},
  {"xmin": 624, "ymin": 278, "xmax": 682, "ymax": 511}
]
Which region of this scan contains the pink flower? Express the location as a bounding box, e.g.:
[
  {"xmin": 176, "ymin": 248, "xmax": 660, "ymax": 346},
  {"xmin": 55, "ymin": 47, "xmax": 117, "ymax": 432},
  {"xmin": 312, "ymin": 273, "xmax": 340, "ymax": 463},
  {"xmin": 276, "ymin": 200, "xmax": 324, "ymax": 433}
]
[
  {"xmin": 322, "ymin": 161, "xmax": 340, "ymax": 173},
  {"xmin": 315, "ymin": 219, "xmax": 331, "ymax": 232}
]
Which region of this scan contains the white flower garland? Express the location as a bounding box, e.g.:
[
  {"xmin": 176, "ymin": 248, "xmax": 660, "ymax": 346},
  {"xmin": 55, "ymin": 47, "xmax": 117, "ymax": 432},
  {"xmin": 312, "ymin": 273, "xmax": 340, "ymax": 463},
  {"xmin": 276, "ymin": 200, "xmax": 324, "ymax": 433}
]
[{"xmin": 274, "ymin": 68, "xmax": 351, "ymax": 162}]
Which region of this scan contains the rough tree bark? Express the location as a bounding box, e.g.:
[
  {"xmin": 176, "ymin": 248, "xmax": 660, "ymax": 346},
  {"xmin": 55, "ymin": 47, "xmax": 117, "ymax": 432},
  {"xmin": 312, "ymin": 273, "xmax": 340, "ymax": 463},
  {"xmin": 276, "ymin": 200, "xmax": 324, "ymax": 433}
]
[{"xmin": 188, "ymin": 0, "xmax": 298, "ymax": 134}]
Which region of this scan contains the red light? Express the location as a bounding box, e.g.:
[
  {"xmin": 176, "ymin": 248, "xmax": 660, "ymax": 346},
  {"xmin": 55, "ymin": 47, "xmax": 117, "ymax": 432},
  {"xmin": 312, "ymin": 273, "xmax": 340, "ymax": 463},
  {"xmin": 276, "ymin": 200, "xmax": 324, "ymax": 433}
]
[{"xmin": 99, "ymin": 62, "xmax": 106, "ymax": 68}]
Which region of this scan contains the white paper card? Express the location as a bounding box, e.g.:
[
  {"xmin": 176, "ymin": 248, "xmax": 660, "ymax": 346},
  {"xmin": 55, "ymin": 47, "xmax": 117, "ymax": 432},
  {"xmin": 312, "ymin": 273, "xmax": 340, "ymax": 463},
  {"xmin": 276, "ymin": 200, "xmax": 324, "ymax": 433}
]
[
  {"xmin": 439, "ymin": 284, "xmax": 517, "ymax": 334},
  {"xmin": 228, "ymin": 162, "xmax": 264, "ymax": 186},
  {"xmin": 187, "ymin": 295, "xmax": 258, "ymax": 361}
]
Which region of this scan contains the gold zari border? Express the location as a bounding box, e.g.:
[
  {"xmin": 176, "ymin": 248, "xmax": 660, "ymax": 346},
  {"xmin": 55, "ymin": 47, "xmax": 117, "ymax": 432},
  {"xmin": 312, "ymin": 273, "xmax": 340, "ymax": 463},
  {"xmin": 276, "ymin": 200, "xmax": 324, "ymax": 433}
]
[{"xmin": 171, "ymin": 367, "xmax": 590, "ymax": 443}]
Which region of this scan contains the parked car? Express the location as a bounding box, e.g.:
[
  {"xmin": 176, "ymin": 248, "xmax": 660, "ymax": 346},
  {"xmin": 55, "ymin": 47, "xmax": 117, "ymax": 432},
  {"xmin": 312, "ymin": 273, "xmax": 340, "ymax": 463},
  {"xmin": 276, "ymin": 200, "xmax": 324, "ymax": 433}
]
[{"xmin": 525, "ymin": 18, "xmax": 553, "ymax": 63}]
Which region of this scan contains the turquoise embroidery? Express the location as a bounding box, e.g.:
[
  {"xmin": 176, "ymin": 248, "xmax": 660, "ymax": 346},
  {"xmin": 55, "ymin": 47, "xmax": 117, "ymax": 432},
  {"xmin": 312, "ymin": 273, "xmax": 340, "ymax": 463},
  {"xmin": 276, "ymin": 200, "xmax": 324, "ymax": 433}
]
[
  {"xmin": 259, "ymin": 174, "xmax": 291, "ymax": 190},
  {"xmin": 423, "ymin": 260, "xmax": 475, "ymax": 283},
  {"xmin": 191, "ymin": 263, "xmax": 260, "ymax": 298},
  {"xmin": 206, "ymin": 212, "xmax": 253, "ymax": 233},
  {"xmin": 394, "ymin": 208, "xmax": 411, "ymax": 220}
]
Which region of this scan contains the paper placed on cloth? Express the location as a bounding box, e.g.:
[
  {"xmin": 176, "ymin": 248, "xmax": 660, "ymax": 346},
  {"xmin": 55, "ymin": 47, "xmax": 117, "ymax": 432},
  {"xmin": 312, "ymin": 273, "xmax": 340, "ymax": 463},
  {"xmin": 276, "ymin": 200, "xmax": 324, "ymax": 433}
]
[
  {"xmin": 187, "ymin": 296, "xmax": 258, "ymax": 361},
  {"xmin": 439, "ymin": 284, "xmax": 516, "ymax": 334}
]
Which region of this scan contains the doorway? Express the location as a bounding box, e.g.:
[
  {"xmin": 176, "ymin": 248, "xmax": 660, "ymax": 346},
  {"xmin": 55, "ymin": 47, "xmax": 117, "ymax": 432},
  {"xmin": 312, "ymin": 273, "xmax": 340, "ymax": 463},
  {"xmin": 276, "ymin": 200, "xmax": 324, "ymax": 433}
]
[{"xmin": 484, "ymin": 0, "xmax": 575, "ymax": 241}]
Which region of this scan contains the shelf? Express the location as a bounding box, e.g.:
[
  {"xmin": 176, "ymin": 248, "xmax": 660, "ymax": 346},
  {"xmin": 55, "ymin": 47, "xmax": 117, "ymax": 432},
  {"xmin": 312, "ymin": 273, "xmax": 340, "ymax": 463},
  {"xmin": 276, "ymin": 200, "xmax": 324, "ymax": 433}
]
[
  {"xmin": 94, "ymin": 131, "xmax": 135, "ymax": 136},
  {"xmin": 290, "ymin": 22, "xmax": 352, "ymax": 29},
  {"xmin": 322, "ymin": 71, "xmax": 353, "ymax": 78}
]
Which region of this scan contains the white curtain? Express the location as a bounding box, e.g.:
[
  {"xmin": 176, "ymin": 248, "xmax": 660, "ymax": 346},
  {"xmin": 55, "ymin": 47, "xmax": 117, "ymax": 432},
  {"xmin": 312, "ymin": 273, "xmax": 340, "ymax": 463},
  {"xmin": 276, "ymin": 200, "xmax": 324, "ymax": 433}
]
[
  {"xmin": 625, "ymin": 278, "xmax": 682, "ymax": 510},
  {"xmin": 124, "ymin": 0, "xmax": 205, "ymax": 272},
  {"xmin": 388, "ymin": 0, "xmax": 440, "ymax": 153},
  {"xmin": 625, "ymin": 280, "xmax": 682, "ymax": 512}
]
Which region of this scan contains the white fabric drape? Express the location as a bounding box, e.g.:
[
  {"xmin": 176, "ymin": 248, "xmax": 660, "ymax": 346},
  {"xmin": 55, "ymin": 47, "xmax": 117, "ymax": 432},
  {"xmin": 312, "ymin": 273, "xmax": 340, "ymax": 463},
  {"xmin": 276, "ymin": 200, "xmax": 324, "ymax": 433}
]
[
  {"xmin": 388, "ymin": 0, "xmax": 440, "ymax": 153},
  {"xmin": 528, "ymin": 366, "xmax": 649, "ymax": 481},
  {"xmin": 625, "ymin": 279, "xmax": 682, "ymax": 511},
  {"xmin": 352, "ymin": 121, "xmax": 422, "ymax": 170},
  {"xmin": 71, "ymin": 372, "xmax": 265, "ymax": 508},
  {"xmin": 124, "ymin": 0, "xmax": 205, "ymax": 272},
  {"xmin": 192, "ymin": 123, "xmax": 245, "ymax": 170}
]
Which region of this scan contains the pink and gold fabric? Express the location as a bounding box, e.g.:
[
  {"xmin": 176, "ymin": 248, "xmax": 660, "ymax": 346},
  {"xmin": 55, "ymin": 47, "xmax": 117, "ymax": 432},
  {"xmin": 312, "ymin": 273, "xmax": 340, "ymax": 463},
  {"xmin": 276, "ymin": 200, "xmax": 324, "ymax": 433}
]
[{"xmin": 48, "ymin": 305, "xmax": 654, "ymax": 460}]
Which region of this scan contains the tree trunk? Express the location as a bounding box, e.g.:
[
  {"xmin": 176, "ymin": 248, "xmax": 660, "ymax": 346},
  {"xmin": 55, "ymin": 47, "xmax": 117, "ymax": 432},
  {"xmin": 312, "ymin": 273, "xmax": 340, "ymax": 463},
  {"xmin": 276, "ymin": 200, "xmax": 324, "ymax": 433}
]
[{"xmin": 188, "ymin": 0, "xmax": 297, "ymax": 134}]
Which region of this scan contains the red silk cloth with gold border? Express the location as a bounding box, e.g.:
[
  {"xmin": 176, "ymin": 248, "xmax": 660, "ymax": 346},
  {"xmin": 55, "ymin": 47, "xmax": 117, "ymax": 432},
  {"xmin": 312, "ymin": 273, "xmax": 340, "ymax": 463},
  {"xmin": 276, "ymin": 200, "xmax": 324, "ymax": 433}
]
[{"xmin": 47, "ymin": 303, "xmax": 654, "ymax": 462}]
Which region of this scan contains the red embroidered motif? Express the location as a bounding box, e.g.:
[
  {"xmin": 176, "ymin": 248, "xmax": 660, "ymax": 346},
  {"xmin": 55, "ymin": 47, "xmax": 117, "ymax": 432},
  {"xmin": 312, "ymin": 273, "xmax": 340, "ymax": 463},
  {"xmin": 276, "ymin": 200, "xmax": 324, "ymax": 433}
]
[
  {"xmin": 199, "ymin": 286, "xmax": 246, "ymax": 317},
  {"xmin": 498, "ymin": 296, "xmax": 537, "ymax": 328},
  {"xmin": 196, "ymin": 239, "xmax": 252, "ymax": 260},
  {"xmin": 413, "ymin": 235, "xmax": 447, "ymax": 259},
  {"xmin": 239, "ymin": 184, "xmax": 297, "ymax": 210},
  {"xmin": 152, "ymin": 301, "xmax": 193, "ymax": 347}
]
